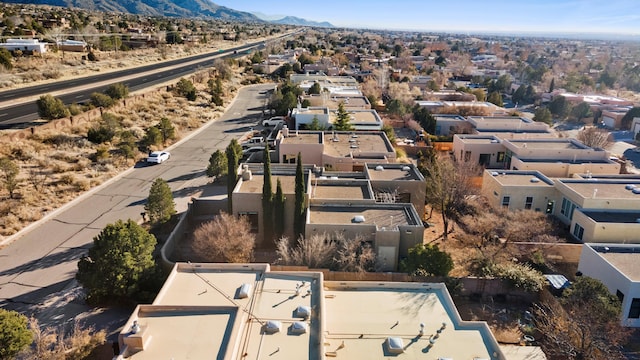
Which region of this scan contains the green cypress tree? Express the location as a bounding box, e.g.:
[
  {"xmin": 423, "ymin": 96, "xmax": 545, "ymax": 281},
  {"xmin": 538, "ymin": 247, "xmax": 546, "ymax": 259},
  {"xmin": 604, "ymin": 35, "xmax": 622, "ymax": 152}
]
[
  {"xmin": 226, "ymin": 140, "xmax": 240, "ymax": 213},
  {"xmin": 262, "ymin": 144, "xmax": 273, "ymax": 242},
  {"xmin": 274, "ymin": 178, "xmax": 285, "ymax": 239},
  {"xmin": 294, "ymin": 153, "xmax": 305, "ymax": 239}
]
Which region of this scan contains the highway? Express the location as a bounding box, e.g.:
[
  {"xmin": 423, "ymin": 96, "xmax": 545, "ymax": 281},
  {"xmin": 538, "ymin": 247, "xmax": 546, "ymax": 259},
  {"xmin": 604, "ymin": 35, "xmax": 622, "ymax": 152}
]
[
  {"xmin": 0, "ymin": 31, "xmax": 297, "ymax": 129},
  {"xmin": 0, "ymin": 83, "xmax": 274, "ymax": 331}
]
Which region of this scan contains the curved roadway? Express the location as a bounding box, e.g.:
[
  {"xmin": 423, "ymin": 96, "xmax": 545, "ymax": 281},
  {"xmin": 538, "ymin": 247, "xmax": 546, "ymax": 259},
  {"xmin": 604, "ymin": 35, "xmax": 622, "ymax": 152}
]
[{"xmin": 0, "ymin": 83, "xmax": 275, "ymax": 331}]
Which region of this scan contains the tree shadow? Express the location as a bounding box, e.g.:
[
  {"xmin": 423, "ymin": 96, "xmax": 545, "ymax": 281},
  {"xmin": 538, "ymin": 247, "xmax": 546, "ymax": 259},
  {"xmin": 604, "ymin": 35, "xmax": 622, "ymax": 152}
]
[
  {"xmin": 397, "ymin": 291, "xmax": 438, "ymax": 318},
  {"xmin": 0, "ymin": 246, "xmax": 86, "ymax": 278},
  {"xmin": 165, "ymin": 170, "xmax": 207, "ymax": 183},
  {"xmin": 224, "ymin": 126, "xmax": 254, "ymax": 134},
  {"xmin": 222, "ymin": 114, "xmax": 261, "ymax": 125}
]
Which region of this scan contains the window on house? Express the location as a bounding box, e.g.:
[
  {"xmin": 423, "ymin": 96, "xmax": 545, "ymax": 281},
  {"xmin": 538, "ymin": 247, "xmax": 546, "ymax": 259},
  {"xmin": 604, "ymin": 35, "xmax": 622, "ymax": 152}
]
[
  {"xmin": 525, "ymin": 196, "xmax": 533, "ymax": 210},
  {"xmin": 561, "ymin": 197, "xmax": 577, "ymax": 220},
  {"xmin": 501, "ymin": 196, "xmax": 510, "ymax": 208},
  {"xmin": 464, "ymin": 151, "xmax": 471, "ymax": 161},
  {"xmin": 572, "ymin": 223, "xmax": 584, "ymax": 241},
  {"xmin": 497, "ymin": 152, "xmax": 505, "ymax": 162},
  {"xmin": 616, "ymin": 290, "xmax": 625, "ymax": 303},
  {"xmin": 629, "ymin": 298, "xmax": 640, "ymax": 319}
]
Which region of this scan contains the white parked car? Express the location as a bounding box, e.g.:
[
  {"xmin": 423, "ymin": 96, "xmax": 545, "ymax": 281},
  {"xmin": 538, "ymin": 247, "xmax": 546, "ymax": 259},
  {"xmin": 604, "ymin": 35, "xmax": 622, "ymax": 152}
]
[
  {"xmin": 262, "ymin": 116, "xmax": 285, "ymax": 127},
  {"xmin": 146, "ymin": 151, "xmax": 170, "ymax": 164}
]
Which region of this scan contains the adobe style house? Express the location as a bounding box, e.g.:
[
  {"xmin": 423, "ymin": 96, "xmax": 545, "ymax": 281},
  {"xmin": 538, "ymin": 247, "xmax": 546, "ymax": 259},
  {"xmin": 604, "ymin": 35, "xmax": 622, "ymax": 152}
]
[
  {"xmin": 456, "ymin": 136, "xmax": 620, "ymax": 177},
  {"xmin": 276, "ymin": 130, "xmax": 395, "ymax": 171},
  {"xmin": 482, "ymin": 170, "xmax": 640, "ymax": 243},
  {"xmin": 231, "ymin": 161, "xmax": 426, "ymax": 271},
  {"xmin": 116, "ymin": 263, "xmax": 508, "ymax": 358},
  {"xmin": 578, "ymin": 244, "xmax": 640, "ymax": 327}
]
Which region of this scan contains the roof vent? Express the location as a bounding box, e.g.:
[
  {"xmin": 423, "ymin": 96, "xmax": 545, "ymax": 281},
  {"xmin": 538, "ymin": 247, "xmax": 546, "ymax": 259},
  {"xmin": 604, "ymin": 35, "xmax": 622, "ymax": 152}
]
[
  {"xmin": 386, "ymin": 337, "xmax": 404, "ymax": 354},
  {"xmin": 490, "ymin": 139, "xmax": 499, "ymax": 143},
  {"xmin": 237, "ymin": 283, "xmax": 252, "ymax": 299},
  {"xmin": 375, "ymin": 165, "xmax": 384, "ymax": 171},
  {"xmin": 264, "ymin": 320, "xmax": 282, "ymax": 334},
  {"xmin": 530, "ymin": 177, "xmax": 540, "ymax": 183},
  {"xmin": 290, "ymin": 321, "xmax": 308, "ymax": 334},
  {"xmin": 319, "ymin": 176, "xmax": 327, "ymax": 180},
  {"xmin": 241, "ymin": 168, "xmax": 252, "ymax": 181},
  {"xmin": 296, "ymin": 305, "xmax": 311, "ymax": 319},
  {"xmin": 352, "ymin": 215, "xmax": 365, "ymax": 223},
  {"xmin": 402, "ymin": 166, "xmax": 411, "ymax": 171},
  {"xmin": 330, "ymin": 176, "xmax": 339, "ymax": 180},
  {"xmin": 491, "ymin": 171, "xmax": 499, "ymax": 176}
]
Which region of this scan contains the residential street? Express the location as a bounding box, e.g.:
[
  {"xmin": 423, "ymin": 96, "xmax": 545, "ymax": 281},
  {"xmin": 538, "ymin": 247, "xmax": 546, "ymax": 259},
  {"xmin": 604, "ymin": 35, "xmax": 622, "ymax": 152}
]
[{"xmin": 0, "ymin": 83, "xmax": 274, "ymax": 335}]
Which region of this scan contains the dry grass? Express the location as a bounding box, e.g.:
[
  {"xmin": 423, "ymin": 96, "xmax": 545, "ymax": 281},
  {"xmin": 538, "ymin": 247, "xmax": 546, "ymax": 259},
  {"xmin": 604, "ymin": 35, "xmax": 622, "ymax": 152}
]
[
  {"xmin": 0, "ymin": 42, "xmax": 231, "ymax": 90},
  {"xmin": 0, "ymin": 52, "xmax": 250, "ymax": 238}
]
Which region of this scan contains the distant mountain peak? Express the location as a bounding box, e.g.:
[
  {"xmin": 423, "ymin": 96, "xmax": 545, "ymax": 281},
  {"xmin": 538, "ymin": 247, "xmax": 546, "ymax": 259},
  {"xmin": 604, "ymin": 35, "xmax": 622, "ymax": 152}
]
[
  {"xmin": 272, "ymin": 16, "xmax": 334, "ymax": 28},
  {"xmin": 1, "ymin": 0, "xmax": 260, "ymax": 20}
]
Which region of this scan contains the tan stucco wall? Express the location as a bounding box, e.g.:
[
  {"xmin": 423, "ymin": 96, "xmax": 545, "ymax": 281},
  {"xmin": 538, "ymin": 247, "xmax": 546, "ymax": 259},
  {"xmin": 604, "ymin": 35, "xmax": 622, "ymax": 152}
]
[{"xmin": 572, "ymin": 211, "xmax": 640, "ymax": 243}]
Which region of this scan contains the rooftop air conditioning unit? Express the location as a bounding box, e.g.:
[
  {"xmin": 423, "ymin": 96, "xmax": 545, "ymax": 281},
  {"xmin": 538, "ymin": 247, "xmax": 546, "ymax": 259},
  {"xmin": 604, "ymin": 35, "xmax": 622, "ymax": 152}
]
[
  {"xmin": 296, "ymin": 305, "xmax": 311, "ymax": 319},
  {"xmin": 237, "ymin": 283, "xmax": 252, "ymax": 299},
  {"xmin": 264, "ymin": 321, "xmax": 281, "ymax": 334},
  {"xmin": 353, "ymin": 215, "xmax": 365, "ymax": 223},
  {"xmin": 386, "ymin": 337, "xmax": 404, "ymax": 354},
  {"xmin": 290, "ymin": 322, "xmax": 308, "ymax": 334}
]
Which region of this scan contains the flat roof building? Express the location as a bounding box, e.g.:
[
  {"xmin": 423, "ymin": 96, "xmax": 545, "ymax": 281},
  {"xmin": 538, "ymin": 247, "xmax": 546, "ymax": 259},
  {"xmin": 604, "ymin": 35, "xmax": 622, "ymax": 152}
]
[
  {"xmin": 278, "ymin": 130, "xmax": 396, "ymax": 171},
  {"xmin": 578, "ymin": 244, "xmax": 640, "ymax": 327},
  {"xmin": 300, "ymin": 93, "xmax": 371, "ymax": 110},
  {"xmin": 292, "ymin": 107, "xmax": 383, "ymax": 131},
  {"xmin": 232, "ymin": 162, "xmax": 426, "ymax": 267},
  {"xmin": 117, "ymin": 263, "xmax": 508, "ymax": 358}
]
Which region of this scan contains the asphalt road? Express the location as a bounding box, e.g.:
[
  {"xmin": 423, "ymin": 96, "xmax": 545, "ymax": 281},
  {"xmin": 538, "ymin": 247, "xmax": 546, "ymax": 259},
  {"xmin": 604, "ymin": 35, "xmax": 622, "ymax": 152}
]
[
  {"xmin": 0, "ymin": 29, "xmax": 300, "ymax": 129},
  {"xmin": 0, "ymin": 83, "xmax": 273, "ymax": 333}
]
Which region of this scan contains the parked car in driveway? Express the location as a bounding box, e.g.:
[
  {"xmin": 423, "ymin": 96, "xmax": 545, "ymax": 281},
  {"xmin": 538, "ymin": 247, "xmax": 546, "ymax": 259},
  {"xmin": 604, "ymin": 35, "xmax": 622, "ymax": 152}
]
[
  {"xmin": 146, "ymin": 151, "xmax": 170, "ymax": 164},
  {"xmin": 262, "ymin": 116, "xmax": 285, "ymax": 127},
  {"xmin": 241, "ymin": 136, "xmax": 266, "ymax": 148}
]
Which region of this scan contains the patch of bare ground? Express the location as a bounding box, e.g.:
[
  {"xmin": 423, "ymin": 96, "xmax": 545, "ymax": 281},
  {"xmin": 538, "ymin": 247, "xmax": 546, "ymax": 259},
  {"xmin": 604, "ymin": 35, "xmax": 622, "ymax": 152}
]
[
  {"xmin": 422, "ymin": 207, "xmax": 476, "ymax": 278},
  {"xmin": 0, "ymin": 41, "xmax": 230, "ymax": 90},
  {"xmin": 0, "ymin": 62, "xmax": 250, "ymax": 239},
  {"xmin": 455, "ymin": 297, "xmax": 530, "ymax": 344}
]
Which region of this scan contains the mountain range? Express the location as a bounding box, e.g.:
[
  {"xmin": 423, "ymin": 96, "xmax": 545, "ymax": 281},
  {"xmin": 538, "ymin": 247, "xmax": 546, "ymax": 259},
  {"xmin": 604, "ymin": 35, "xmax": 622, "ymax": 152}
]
[{"xmin": 3, "ymin": 0, "xmax": 333, "ymax": 27}]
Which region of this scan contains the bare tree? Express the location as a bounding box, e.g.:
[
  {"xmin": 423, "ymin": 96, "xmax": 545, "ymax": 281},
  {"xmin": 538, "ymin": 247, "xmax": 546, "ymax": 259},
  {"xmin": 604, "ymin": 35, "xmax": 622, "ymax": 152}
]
[
  {"xmin": 419, "ymin": 152, "xmax": 480, "ymax": 239},
  {"xmin": 192, "ymin": 213, "xmax": 255, "ymax": 263},
  {"xmin": 333, "ymin": 235, "xmax": 377, "ymax": 273},
  {"xmin": 276, "ymin": 234, "xmax": 336, "ymax": 269},
  {"xmin": 576, "ymin": 126, "xmax": 611, "ymax": 149},
  {"xmin": 457, "ymin": 197, "xmax": 562, "ymax": 273},
  {"xmin": 533, "ymin": 279, "xmax": 632, "ymax": 360},
  {"xmin": 276, "ymin": 232, "xmax": 376, "ymax": 272}
]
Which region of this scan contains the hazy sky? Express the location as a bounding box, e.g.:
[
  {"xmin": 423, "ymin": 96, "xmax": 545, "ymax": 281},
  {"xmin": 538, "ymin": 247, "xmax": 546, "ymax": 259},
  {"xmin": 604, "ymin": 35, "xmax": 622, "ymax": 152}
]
[{"xmin": 214, "ymin": 0, "xmax": 640, "ymax": 34}]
